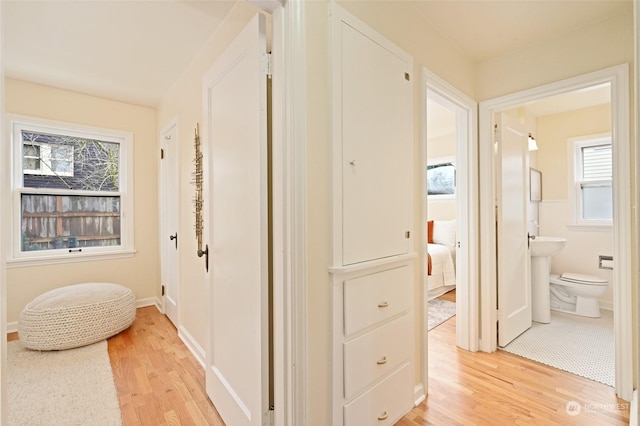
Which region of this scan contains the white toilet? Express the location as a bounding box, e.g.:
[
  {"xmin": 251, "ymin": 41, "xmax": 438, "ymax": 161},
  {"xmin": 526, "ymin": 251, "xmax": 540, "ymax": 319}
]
[{"xmin": 549, "ymin": 273, "xmax": 608, "ymax": 318}]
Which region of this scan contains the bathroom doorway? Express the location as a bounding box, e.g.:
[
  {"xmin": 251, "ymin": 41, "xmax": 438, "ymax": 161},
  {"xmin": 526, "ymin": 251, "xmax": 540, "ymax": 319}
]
[{"xmin": 478, "ymin": 65, "xmax": 633, "ymax": 401}]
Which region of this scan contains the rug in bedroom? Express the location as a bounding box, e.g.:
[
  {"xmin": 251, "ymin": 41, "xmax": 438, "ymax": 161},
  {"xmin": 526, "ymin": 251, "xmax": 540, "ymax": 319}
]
[
  {"xmin": 7, "ymin": 340, "xmax": 122, "ymax": 426},
  {"xmin": 428, "ymin": 299, "xmax": 456, "ymax": 331}
]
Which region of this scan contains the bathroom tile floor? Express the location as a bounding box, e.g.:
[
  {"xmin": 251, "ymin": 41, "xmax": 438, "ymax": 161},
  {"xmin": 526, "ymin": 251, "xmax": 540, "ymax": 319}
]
[{"xmin": 501, "ymin": 309, "xmax": 614, "ymax": 386}]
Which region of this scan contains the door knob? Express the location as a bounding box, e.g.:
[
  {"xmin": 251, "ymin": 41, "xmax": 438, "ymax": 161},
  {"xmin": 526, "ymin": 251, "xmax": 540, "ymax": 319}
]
[{"xmin": 170, "ymin": 233, "xmax": 178, "ymax": 250}]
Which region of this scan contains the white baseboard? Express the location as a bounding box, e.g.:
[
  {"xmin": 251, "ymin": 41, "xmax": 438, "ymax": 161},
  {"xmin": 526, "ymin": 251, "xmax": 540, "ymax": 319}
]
[
  {"xmin": 136, "ymin": 297, "xmax": 159, "ymax": 309},
  {"xmin": 631, "ymin": 389, "xmax": 638, "ymax": 426},
  {"xmin": 414, "ymin": 382, "xmax": 426, "ymax": 406},
  {"xmin": 6, "ymin": 321, "xmax": 17, "ymax": 334},
  {"xmin": 178, "ymin": 325, "xmax": 206, "ymax": 369}
]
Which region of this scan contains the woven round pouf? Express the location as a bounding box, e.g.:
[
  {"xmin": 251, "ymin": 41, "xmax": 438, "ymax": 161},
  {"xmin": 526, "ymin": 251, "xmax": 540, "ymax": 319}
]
[{"xmin": 18, "ymin": 282, "xmax": 136, "ymax": 351}]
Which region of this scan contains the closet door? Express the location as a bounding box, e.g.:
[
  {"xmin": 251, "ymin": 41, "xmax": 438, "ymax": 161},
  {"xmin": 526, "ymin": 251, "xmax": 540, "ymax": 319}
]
[{"xmin": 340, "ymin": 23, "xmax": 413, "ymax": 266}]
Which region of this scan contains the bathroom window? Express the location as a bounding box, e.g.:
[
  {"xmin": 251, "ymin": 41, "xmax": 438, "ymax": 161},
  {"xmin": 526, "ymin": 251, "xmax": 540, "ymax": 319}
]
[{"xmin": 568, "ymin": 134, "xmax": 612, "ymax": 230}]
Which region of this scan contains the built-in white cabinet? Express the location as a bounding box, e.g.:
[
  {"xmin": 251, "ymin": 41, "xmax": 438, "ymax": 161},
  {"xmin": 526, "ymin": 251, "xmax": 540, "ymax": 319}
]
[
  {"xmin": 331, "ymin": 6, "xmax": 413, "ymax": 268},
  {"xmin": 332, "ymin": 262, "xmax": 414, "ymax": 426},
  {"xmin": 339, "ymin": 21, "xmax": 413, "ymax": 266},
  {"xmin": 330, "ymin": 5, "xmax": 415, "ymax": 425}
]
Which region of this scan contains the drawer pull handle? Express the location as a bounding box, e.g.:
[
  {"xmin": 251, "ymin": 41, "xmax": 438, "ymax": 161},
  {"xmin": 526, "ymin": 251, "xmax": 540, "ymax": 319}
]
[
  {"xmin": 376, "ymin": 356, "xmax": 388, "ymax": 365},
  {"xmin": 377, "ymin": 301, "xmax": 389, "ymax": 308},
  {"xmin": 378, "ymin": 411, "xmax": 389, "ymax": 421}
]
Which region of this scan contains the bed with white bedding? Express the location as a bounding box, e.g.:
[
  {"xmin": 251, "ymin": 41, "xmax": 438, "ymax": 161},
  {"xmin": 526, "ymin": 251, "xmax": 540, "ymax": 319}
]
[{"xmin": 427, "ymin": 220, "xmax": 457, "ymax": 300}]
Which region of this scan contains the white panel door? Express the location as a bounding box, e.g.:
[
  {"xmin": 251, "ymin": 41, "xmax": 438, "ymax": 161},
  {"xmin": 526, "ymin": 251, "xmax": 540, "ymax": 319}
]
[
  {"xmin": 160, "ymin": 122, "xmax": 179, "ymax": 327},
  {"xmin": 341, "ymin": 23, "xmax": 413, "ymax": 266},
  {"xmin": 497, "ymin": 113, "xmax": 532, "ymax": 347},
  {"xmin": 203, "ymin": 14, "xmax": 269, "ymax": 426}
]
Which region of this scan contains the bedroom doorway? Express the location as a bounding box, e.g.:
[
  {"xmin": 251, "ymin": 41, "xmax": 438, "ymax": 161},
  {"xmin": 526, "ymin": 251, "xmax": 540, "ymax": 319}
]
[{"xmin": 421, "ymin": 68, "xmax": 478, "ymax": 394}]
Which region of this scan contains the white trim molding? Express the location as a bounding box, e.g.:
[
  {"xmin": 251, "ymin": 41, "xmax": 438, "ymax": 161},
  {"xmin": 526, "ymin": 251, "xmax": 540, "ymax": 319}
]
[
  {"xmin": 414, "ymin": 383, "xmax": 426, "ymax": 406},
  {"xmin": 271, "ymin": 1, "xmax": 308, "ymax": 425},
  {"xmin": 479, "ymin": 64, "xmax": 633, "ymax": 402},
  {"xmin": 566, "ymin": 133, "xmax": 613, "ymax": 229},
  {"xmin": 7, "ymin": 114, "xmax": 135, "ymax": 265},
  {"xmin": 631, "ymin": 389, "xmax": 638, "ymax": 426},
  {"xmin": 178, "ymin": 325, "xmax": 206, "ymax": 369},
  {"xmin": 634, "ymin": 2, "xmax": 639, "ymax": 423}
]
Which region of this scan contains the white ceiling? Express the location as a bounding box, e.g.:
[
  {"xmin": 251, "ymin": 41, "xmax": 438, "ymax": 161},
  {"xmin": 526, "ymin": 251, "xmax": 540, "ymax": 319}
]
[
  {"xmin": 409, "ymin": 0, "xmax": 631, "ymax": 63},
  {"xmin": 3, "ymin": 1, "xmax": 236, "ymax": 107},
  {"xmin": 3, "ymin": 0, "xmax": 632, "ymax": 108},
  {"xmin": 523, "ymin": 83, "xmax": 611, "ymax": 117}
]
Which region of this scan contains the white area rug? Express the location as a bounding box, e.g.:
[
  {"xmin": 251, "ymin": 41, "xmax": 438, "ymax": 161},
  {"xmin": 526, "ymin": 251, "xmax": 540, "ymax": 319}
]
[
  {"xmin": 8, "ymin": 340, "xmax": 122, "ymax": 426},
  {"xmin": 502, "ymin": 310, "xmax": 614, "ymax": 386},
  {"xmin": 428, "ymin": 299, "xmax": 456, "ymax": 331}
]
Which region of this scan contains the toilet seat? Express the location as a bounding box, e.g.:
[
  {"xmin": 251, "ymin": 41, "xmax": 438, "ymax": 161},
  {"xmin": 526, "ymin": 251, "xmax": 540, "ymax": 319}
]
[
  {"xmin": 548, "ymin": 273, "xmax": 608, "ymax": 319},
  {"xmin": 558, "ymin": 272, "xmax": 607, "ymax": 286}
]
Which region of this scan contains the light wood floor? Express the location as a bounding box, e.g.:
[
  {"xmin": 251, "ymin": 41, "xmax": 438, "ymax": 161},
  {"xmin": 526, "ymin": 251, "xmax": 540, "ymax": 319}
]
[
  {"xmin": 398, "ymin": 290, "xmax": 630, "ymax": 425},
  {"xmin": 8, "ymin": 300, "xmax": 630, "ymax": 425},
  {"xmin": 107, "ymin": 306, "xmax": 225, "ymax": 425}
]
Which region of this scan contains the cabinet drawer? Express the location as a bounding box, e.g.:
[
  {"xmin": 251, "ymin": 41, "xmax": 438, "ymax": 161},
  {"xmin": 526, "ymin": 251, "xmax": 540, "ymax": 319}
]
[
  {"xmin": 344, "ymin": 313, "xmax": 411, "ymax": 398},
  {"xmin": 344, "ymin": 266, "xmax": 411, "ymax": 335},
  {"xmin": 343, "ymin": 362, "xmax": 412, "ymax": 426}
]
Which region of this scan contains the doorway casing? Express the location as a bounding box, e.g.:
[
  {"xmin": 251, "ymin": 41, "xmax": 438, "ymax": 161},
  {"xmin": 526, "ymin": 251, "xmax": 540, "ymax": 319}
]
[
  {"xmin": 478, "ymin": 64, "xmax": 632, "ymax": 401},
  {"xmin": 421, "ymin": 67, "xmax": 479, "ymax": 395}
]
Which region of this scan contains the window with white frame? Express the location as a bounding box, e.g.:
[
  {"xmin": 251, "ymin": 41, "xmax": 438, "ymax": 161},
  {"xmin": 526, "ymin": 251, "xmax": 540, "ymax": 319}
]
[
  {"xmin": 568, "ymin": 134, "xmax": 612, "ymax": 229},
  {"xmin": 427, "ymin": 156, "xmax": 456, "ymax": 200},
  {"xmin": 10, "ymin": 117, "xmax": 134, "ymax": 263}
]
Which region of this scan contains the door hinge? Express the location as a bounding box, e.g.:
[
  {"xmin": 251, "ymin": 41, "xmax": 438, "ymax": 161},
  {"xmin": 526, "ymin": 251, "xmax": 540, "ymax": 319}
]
[
  {"xmin": 405, "ymin": 231, "xmax": 410, "ymax": 238},
  {"xmin": 263, "ymin": 52, "xmax": 273, "ymax": 78},
  {"xmin": 161, "ymin": 285, "xmax": 165, "ymax": 296},
  {"xmin": 160, "ymin": 148, "xmax": 165, "ymax": 159},
  {"xmin": 404, "ymin": 72, "xmax": 410, "ymax": 81}
]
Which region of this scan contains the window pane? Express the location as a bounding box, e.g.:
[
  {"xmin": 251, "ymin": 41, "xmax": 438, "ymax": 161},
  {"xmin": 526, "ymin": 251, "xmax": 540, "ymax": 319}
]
[
  {"xmin": 427, "ymin": 163, "xmax": 455, "ymax": 195},
  {"xmin": 582, "ymin": 183, "xmax": 612, "ymax": 221},
  {"xmin": 22, "ymin": 131, "xmax": 119, "ymax": 191},
  {"xmin": 23, "ymin": 158, "xmax": 40, "ymax": 171},
  {"xmin": 24, "ymin": 144, "xmax": 39, "ymax": 157},
  {"xmin": 21, "ymin": 194, "xmax": 121, "ymax": 251},
  {"xmin": 582, "ymin": 144, "xmax": 611, "ymax": 180}
]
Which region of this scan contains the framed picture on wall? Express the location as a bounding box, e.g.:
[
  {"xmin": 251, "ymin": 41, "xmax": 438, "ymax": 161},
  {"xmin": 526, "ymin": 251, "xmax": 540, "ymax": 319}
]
[
  {"xmin": 427, "ymin": 157, "xmax": 455, "ymax": 198},
  {"xmin": 530, "ymin": 168, "xmax": 542, "ymax": 202}
]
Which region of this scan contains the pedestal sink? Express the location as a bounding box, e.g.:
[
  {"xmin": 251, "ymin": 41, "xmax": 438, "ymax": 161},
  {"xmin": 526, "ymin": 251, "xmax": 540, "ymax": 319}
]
[{"xmin": 530, "ymin": 236, "xmax": 566, "ymax": 323}]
